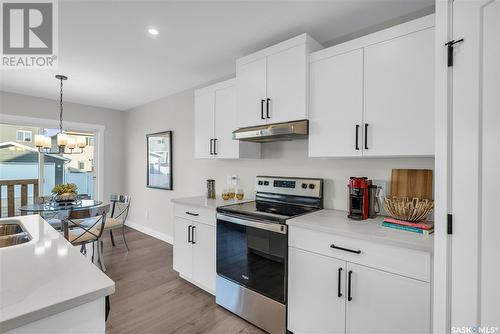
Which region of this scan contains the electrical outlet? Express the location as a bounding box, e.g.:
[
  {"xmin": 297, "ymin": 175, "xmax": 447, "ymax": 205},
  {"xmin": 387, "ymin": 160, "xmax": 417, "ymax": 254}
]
[
  {"xmin": 231, "ymin": 175, "xmax": 239, "ymax": 186},
  {"xmin": 372, "ymin": 180, "xmax": 389, "ymax": 197},
  {"xmin": 145, "ymin": 210, "xmax": 149, "ymax": 219}
]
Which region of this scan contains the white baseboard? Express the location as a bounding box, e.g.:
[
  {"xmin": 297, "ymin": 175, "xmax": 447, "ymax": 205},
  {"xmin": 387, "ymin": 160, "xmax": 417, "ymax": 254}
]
[{"xmin": 125, "ymin": 220, "xmax": 173, "ymax": 245}]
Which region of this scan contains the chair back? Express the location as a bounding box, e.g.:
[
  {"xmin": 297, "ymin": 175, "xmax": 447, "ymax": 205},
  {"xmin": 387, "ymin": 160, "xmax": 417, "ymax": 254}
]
[
  {"xmin": 110, "ymin": 195, "xmax": 131, "ymax": 222},
  {"xmin": 65, "ymin": 204, "xmax": 110, "ymax": 243}
]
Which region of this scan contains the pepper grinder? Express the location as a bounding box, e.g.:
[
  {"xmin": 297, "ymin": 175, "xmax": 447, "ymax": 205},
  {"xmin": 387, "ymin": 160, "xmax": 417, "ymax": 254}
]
[{"xmin": 206, "ymin": 179, "xmax": 216, "ymax": 199}]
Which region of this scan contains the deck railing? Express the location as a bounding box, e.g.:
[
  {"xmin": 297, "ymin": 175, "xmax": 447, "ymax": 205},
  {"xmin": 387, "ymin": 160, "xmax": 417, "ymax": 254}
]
[{"xmin": 0, "ymin": 179, "xmax": 39, "ymax": 217}]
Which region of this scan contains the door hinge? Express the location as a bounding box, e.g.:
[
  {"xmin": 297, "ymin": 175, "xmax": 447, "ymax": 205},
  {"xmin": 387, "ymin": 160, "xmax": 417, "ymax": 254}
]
[
  {"xmin": 447, "ymin": 214, "xmax": 453, "ymax": 235},
  {"xmin": 444, "ymin": 39, "xmax": 464, "ymax": 67}
]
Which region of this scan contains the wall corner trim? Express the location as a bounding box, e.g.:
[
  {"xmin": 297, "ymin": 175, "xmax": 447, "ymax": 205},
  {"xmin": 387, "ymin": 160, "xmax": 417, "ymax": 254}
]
[{"xmin": 125, "ymin": 220, "xmax": 173, "ymax": 245}]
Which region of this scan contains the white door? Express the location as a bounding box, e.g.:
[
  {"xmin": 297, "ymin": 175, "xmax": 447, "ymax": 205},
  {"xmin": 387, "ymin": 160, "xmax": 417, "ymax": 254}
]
[
  {"xmin": 266, "ymin": 45, "xmax": 307, "ymax": 123},
  {"xmin": 194, "ymin": 92, "xmax": 215, "ymax": 159},
  {"xmin": 173, "ymin": 217, "xmax": 193, "ymax": 278},
  {"xmin": 309, "ymin": 49, "xmax": 364, "ymax": 157},
  {"xmin": 451, "ymin": 0, "xmax": 500, "ymax": 328},
  {"xmin": 288, "ymin": 247, "xmax": 346, "ymax": 334},
  {"xmin": 191, "ymin": 222, "xmax": 216, "ymax": 293},
  {"xmin": 345, "ymin": 263, "xmax": 431, "ymax": 334},
  {"xmin": 236, "ymin": 57, "xmax": 267, "ymax": 128},
  {"xmin": 214, "ymin": 85, "xmax": 238, "ymax": 159},
  {"xmin": 363, "ymin": 28, "xmax": 435, "ymax": 156}
]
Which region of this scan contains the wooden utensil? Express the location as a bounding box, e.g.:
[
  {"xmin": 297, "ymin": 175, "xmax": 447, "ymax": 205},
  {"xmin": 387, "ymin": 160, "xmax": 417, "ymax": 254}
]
[{"xmin": 391, "ymin": 169, "xmax": 433, "ymax": 200}]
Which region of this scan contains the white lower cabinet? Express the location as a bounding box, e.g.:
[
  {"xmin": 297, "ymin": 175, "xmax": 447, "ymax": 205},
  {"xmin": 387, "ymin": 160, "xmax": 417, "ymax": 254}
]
[
  {"xmin": 173, "ymin": 215, "xmax": 215, "ymax": 294},
  {"xmin": 345, "ymin": 263, "xmax": 430, "ymax": 334},
  {"xmin": 288, "ymin": 246, "xmax": 431, "ymax": 334},
  {"xmin": 288, "ymin": 247, "xmax": 346, "ymax": 334}
]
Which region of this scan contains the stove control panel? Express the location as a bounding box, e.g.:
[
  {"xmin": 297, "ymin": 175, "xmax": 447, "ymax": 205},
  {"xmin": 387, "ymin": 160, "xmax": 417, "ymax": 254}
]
[{"xmin": 255, "ymin": 176, "xmax": 323, "ymax": 198}]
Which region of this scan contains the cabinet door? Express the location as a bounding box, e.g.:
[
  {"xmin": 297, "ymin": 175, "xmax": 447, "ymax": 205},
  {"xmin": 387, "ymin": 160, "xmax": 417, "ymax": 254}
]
[
  {"xmin": 194, "ymin": 92, "xmax": 215, "ymax": 159},
  {"xmin": 214, "ymin": 85, "xmax": 238, "ymax": 159},
  {"xmin": 346, "ymin": 263, "xmax": 430, "ymax": 334},
  {"xmin": 236, "ymin": 57, "xmax": 267, "ymax": 128},
  {"xmin": 192, "ymin": 222, "xmax": 216, "ymax": 293},
  {"xmin": 267, "ymin": 45, "xmax": 307, "ymax": 123},
  {"xmin": 309, "ymin": 49, "xmax": 364, "ymax": 157},
  {"xmin": 173, "ymin": 217, "xmax": 193, "ymax": 278},
  {"xmin": 288, "ymin": 247, "xmax": 346, "ymax": 334},
  {"xmin": 363, "ymin": 28, "xmax": 435, "ymax": 156}
]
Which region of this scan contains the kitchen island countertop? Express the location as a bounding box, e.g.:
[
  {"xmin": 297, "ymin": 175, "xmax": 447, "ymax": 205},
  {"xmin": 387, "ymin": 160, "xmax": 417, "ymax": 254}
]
[{"xmin": 0, "ymin": 215, "xmax": 115, "ymax": 333}]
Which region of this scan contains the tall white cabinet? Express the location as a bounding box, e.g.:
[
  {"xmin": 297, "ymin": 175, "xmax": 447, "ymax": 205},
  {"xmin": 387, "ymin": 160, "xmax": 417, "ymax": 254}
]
[
  {"xmin": 236, "ymin": 34, "xmax": 322, "ymax": 128},
  {"xmin": 194, "ymin": 79, "xmax": 260, "ymax": 159},
  {"xmin": 309, "ymin": 15, "xmax": 435, "ymax": 158}
]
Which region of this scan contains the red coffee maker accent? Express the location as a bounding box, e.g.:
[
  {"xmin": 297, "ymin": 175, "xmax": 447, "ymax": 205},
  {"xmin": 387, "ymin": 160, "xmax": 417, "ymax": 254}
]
[{"xmin": 348, "ymin": 177, "xmax": 371, "ymax": 220}]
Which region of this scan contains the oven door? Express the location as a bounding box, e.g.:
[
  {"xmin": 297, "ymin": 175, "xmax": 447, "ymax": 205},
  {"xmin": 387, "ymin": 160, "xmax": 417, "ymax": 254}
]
[{"xmin": 216, "ymin": 213, "xmax": 287, "ymax": 303}]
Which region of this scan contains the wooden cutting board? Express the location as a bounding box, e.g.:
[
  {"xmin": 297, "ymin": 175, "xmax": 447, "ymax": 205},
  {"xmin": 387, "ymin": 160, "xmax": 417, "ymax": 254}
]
[{"xmin": 390, "ymin": 169, "xmax": 433, "ymax": 200}]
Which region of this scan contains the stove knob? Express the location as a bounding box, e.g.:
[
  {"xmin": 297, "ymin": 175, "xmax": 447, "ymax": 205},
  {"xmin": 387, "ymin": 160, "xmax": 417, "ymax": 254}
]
[
  {"xmin": 258, "ymin": 181, "xmax": 263, "ymax": 185},
  {"xmin": 263, "ymin": 181, "xmax": 269, "ymax": 186},
  {"xmin": 309, "ymin": 184, "xmax": 316, "ymax": 189},
  {"xmin": 301, "ymin": 183, "xmax": 308, "ymax": 189}
]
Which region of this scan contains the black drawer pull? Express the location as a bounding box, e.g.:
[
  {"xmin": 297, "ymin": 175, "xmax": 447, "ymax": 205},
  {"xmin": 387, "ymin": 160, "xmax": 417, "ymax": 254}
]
[
  {"xmin": 348, "ymin": 270, "xmax": 353, "ymax": 301},
  {"xmin": 338, "ymin": 267, "xmax": 343, "ymax": 298},
  {"xmin": 261, "ymin": 99, "xmax": 265, "ymax": 120},
  {"xmin": 187, "ymin": 225, "xmax": 192, "ymax": 243},
  {"xmin": 185, "ymin": 211, "xmax": 199, "ymax": 217},
  {"xmin": 191, "ymin": 226, "xmax": 196, "ymax": 244},
  {"xmin": 330, "ymin": 244, "xmax": 361, "ymax": 254},
  {"xmin": 355, "ymin": 125, "xmax": 360, "ymax": 150},
  {"xmin": 364, "ymin": 123, "xmax": 369, "ymax": 150},
  {"xmin": 266, "ymin": 98, "xmax": 271, "ymax": 118}
]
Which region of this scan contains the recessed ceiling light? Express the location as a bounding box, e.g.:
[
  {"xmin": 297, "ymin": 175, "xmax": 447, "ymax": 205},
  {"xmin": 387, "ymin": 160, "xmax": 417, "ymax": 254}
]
[{"xmin": 148, "ymin": 28, "xmax": 159, "ymax": 36}]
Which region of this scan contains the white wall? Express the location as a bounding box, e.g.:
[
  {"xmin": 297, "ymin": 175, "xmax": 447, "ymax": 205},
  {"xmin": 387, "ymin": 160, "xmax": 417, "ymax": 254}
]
[
  {"xmin": 124, "ymin": 86, "xmax": 434, "ymax": 238},
  {"xmin": 0, "ymin": 91, "xmax": 125, "ymax": 200}
]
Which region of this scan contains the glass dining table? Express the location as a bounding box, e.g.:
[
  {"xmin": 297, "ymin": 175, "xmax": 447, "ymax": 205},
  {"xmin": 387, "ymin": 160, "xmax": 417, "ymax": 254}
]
[{"xmin": 19, "ymin": 200, "xmax": 103, "ymax": 239}]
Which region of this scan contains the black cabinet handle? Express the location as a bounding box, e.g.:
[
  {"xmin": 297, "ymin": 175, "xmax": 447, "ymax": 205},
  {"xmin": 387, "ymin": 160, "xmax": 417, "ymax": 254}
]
[
  {"xmin": 187, "ymin": 225, "xmax": 192, "ymax": 243},
  {"xmin": 185, "ymin": 211, "xmax": 199, "ymax": 217},
  {"xmin": 348, "ymin": 270, "xmax": 353, "ymax": 301},
  {"xmin": 261, "ymin": 99, "xmax": 265, "ymax": 119},
  {"xmin": 355, "ymin": 125, "xmax": 360, "ymax": 150},
  {"xmin": 209, "ymin": 139, "xmax": 213, "ymax": 155},
  {"xmin": 266, "ymin": 98, "xmax": 271, "ymax": 119},
  {"xmin": 191, "ymin": 226, "xmax": 196, "ymax": 244},
  {"xmin": 364, "ymin": 123, "xmax": 369, "ymax": 150},
  {"xmin": 330, "ymin": 243, "xmax": 361, "ymax": 254},
  {"xmin": 213, "ymin": 138, "xmax": 218, "ymax": 155},
  {"xmin": 338, "ymin": 267, "xmax": 343, "ymax": 298}
]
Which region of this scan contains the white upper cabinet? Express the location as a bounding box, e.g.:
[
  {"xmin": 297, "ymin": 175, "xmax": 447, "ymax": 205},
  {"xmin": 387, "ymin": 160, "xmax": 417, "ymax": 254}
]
[
  {"xmin": 309, "ymin": 48, "xmax": 364, "ymax": 157},
  {"xmin": 308, "ymin": 15, "xmax": 435, "ymax": 158},
  {"xmin": 236, "ymin": 58, "xmax": 267, "ymax": 127},
  {"xmin": 363, "ymin": 27, "xmax": 435, "ymax": 156},
  {"xmin": 266, "ymin": 45, "xmax": 308, "ymax": 123},
  {"xmin": 236, "ymin": 34, "xmax": 322, "ymax": 128},
  {"xmin": 194, "ymin": 79, "xmax": 260, "ymax": 159},
  {"xmin": 194, "ymin": 91, "xmax": 215, "ymax": 159}
]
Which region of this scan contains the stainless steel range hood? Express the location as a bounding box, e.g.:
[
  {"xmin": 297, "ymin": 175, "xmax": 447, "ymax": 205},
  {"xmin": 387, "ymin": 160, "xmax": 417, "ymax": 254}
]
[{"xmin": 232, "ymin": 120, "xmax": 308, "ymax": 142}]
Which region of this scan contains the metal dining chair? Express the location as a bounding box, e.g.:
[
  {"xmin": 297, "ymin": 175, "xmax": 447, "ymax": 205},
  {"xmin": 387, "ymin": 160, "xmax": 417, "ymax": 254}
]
[
  {"xmin": 104, "ymin": 195, "xmax": 131, "ymax": 251},
  {"xmin": 63, "ymin": 204, "xmax": 110, "ymax": 271}
]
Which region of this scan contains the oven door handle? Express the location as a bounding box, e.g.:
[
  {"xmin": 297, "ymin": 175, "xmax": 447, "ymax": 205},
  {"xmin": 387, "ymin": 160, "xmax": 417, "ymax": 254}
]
[{"xmin": 216, "ymin": 213, "xmax": 287, "ymax": 234}]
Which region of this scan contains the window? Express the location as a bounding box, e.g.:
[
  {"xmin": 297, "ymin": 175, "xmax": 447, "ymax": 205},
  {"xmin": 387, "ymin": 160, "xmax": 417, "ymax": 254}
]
[
  {"xmin": 78, "ymin": 161, "xmax": 85, "ymax": 170},
  {"xmin": 16, "ymin": 130, "xmax": 32, "ymax": 143},
  {"xmin": 86, "ymin": 137, "xmax": 95, "ymax": 146}
]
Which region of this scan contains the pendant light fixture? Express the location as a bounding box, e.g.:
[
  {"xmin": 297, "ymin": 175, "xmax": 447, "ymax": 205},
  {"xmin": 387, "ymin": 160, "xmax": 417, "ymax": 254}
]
[{"xmin": 35, "ymin": 75, "xmax": 87, "ymax": 154}]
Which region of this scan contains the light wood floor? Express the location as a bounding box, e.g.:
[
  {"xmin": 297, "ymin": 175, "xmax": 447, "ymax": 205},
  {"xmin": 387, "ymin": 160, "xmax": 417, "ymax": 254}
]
[{"xmin": 101, "ymin": 227, "xmax": 264, "ymax": 334}]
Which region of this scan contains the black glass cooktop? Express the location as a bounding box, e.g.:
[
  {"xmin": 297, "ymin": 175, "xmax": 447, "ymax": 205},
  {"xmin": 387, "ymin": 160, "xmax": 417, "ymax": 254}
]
[{"xmin": 217, "ymin": 200, "xmax": 319, "ymax": 223}]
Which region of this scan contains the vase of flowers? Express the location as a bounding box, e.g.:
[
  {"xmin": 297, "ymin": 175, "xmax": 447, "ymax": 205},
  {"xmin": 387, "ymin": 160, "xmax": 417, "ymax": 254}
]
[{"xmin": 52, "ymin": 183, "xmax": 78, "ymax": 203}]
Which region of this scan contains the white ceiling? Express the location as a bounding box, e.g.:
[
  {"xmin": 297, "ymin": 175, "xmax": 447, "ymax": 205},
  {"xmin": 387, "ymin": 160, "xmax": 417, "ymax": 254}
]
[{"xmin": 0, "ymin": 0, "xmax": 433, "ymax": 111}]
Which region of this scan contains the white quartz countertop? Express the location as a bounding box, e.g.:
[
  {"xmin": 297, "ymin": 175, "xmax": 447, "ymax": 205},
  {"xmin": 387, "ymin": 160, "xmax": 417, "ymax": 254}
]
[
  {"xmin": 171, "ymin": 196, "xmax": 253, "ymax": 209},
  {"xmin": 287, "ymin": 209, "xmax": 433, "ymax": 253},
  {"xmin": 0, "ymin": 215, "xmax": 115, "ymax": 333}
]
